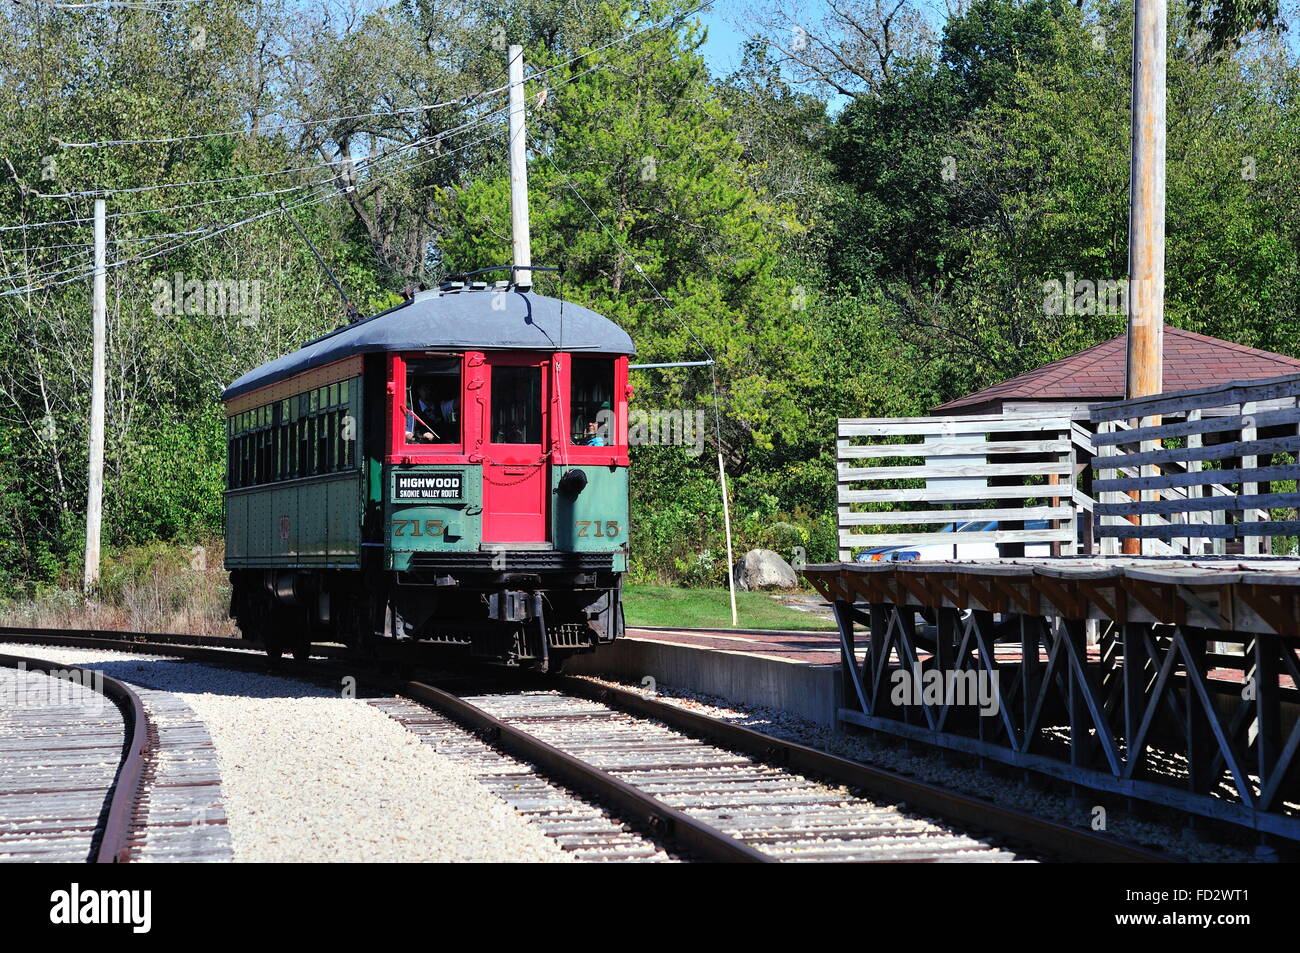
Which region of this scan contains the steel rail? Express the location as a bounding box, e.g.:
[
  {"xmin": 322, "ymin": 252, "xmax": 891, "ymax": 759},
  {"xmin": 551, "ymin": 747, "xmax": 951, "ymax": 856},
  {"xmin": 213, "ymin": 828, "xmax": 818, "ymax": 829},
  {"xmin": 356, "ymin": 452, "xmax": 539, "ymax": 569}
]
[
  {"xmin": 0, "ymin": 628, "xmax": 1176, "ymax": 862},
  {"xmin": 0, "ymin": 651, "xmax": 151, "ymax": 863},
  {"xmin": 0, "ymin": 632, "xmax": 766, "ymax": 861},
  {"xmin": 397, "ymin": 678, "xmax": 772, "ymax": 862},
  {"xmin": 556, "ymin": 676, "xmax": 1172, "ymax": 863},
  {"xmin": 0, "ymin": 624, "xmax": 266, "ymax": 649}
]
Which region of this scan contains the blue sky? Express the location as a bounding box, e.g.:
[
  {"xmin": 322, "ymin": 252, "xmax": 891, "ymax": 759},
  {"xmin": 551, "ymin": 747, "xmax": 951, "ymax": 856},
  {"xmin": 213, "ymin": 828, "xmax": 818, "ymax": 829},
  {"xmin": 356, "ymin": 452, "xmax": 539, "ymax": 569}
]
[{"xmin": 695, "ymin": 0, "xmax": 751, "ymax": 77}]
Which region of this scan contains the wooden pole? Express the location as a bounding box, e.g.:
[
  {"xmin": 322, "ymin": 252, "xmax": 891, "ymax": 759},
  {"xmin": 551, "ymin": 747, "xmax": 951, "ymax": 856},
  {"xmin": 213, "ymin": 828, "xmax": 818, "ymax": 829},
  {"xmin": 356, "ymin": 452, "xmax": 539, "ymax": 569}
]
[
  {"xmin": 83, "ymin": 198, "xmax": 106, "ymax": 593},
  {"xmin": 1123, "ymin": 0, "xmax": 1166, "ymax": 554},
  {"xmin": 507, "ymin": 44, "xmax": 533, "ymax": 289}
]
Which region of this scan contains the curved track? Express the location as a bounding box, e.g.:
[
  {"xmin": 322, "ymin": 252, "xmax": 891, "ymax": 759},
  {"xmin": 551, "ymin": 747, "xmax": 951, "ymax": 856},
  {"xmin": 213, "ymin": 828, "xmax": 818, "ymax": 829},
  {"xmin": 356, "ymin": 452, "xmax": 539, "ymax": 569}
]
[
  {"xmin": 0, "ymin": 626, "xmax": 1171, "ymax": 863},
  {"xmin": 0, "ymin": 651, "xmax": 150, "ymax": 863}
]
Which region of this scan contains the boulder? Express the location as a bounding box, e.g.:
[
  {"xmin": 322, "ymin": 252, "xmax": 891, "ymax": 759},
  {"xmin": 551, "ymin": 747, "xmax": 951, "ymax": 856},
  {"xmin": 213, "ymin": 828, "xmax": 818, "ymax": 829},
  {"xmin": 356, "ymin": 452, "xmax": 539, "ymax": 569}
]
[{"xmin": 733, "ymin": 548, "xmax": 798, "ymax": 591}]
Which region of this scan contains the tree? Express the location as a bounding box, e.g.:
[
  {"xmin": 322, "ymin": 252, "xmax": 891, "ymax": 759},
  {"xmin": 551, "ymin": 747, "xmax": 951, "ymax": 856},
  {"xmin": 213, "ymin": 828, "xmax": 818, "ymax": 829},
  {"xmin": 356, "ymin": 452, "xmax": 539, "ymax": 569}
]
[
  {"xmin": 439, "ymin": 0, "xmax": 819, "ymax": 460},
  {"xmin": 818, "ymin": 0, "xmax": 1300, "ymax": 404}
]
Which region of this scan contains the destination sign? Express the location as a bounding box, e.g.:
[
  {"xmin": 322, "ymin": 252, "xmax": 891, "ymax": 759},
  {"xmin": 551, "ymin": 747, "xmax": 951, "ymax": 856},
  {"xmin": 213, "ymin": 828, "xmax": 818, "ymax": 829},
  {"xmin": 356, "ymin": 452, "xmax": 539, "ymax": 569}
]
[{"xmin": 395, "ymin": 472, "xmax": 463, "ymax": 501}]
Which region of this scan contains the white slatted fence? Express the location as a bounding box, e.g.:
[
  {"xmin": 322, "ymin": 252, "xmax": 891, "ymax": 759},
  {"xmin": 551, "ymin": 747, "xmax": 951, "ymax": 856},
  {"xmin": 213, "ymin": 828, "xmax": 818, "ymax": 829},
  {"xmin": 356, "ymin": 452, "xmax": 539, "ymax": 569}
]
[{"xmin": 836, "ymin": 414, "xmax": 1083, "ymax": 561}]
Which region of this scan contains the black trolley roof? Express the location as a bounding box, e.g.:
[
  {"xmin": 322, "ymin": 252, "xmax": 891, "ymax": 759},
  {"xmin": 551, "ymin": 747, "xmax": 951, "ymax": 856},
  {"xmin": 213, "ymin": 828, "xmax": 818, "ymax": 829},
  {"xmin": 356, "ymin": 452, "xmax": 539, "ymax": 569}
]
[{"xmin": 223, "ymin": 287, "xmax": 635, "ymax": 401}]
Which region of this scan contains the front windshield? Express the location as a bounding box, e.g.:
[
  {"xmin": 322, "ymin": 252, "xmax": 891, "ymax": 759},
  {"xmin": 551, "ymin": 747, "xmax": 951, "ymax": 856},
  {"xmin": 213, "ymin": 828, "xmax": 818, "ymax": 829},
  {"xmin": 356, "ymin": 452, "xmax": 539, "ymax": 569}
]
[{"xmin": 405, "ymin": 357, "xmax": 461, "ymax": 444}]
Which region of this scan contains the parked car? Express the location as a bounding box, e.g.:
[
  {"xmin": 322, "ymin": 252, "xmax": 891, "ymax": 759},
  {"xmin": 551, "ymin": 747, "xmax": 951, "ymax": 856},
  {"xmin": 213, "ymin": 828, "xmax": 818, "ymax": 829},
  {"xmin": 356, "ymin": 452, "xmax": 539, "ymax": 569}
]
[{"xmin": 855, "ymin": 520, "xmax": 1054, "ymax": 563}]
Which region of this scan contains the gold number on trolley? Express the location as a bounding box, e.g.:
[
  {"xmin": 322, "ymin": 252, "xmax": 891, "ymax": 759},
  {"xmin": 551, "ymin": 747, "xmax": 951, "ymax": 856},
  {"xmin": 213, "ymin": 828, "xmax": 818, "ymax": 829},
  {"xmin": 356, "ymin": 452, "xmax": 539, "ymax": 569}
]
[{"xmin": 575, "ymin": 520, "xmax": 620, "ymax": 537}]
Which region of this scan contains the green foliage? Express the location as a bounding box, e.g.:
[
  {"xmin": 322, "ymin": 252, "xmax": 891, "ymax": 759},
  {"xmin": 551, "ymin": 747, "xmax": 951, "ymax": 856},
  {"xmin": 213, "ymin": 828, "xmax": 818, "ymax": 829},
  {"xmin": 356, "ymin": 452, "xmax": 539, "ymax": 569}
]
[
  {"xmin": 2, "ymin": 0, "xmax": 1298, "ymax": 593},
  {"xmin": 1187, "ymin": 0, "xmax": 1284, "ymax": 52},
  {"xmin": 627, "ymin": 446, "xmax": 724, "ymax": 583},
  {"xmin": 110, "ymin": 408, "xmax": 226, "ymax": 544},
  {"xmin": 823, "ymin": 0, "xmax": 1300, "ymax": 402},
  {"xmin": 439, "ymin": 1, "xmax": 823, "ymax": 454}
]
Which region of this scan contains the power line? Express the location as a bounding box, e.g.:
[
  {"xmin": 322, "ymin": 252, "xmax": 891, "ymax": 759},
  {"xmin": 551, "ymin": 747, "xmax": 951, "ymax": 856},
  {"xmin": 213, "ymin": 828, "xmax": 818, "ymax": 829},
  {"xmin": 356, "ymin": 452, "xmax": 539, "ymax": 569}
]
[
  {"xmin": 2, "ymin": 38, "xmax": 648, "ymax": 234},
  {"xmin": 45, "ymin": 0, "xmax": 719, "ymax": 150},
  {"xmin": 533, "ymin": 140, "xmax": 714, "ymax": 363},
  {"xmin": 0, "ymin": 248, "xmax": 95, "ymax": 291},
  {"xmin": 1, "ymin": 228, "xmax": 209, "ymax": 253},
  {"xmin": 6, "ymin": 0, "xmax": 719, "ymax": 229},
  {"xmin": 0, "ymin": 181, "xmax": 336, "ymax": 298},
  {"xmin": 533, "ymin": 140, "xmax": 731, "ymax": 510},
  {"xmin": 0, "ymin": 109, "xmax": 501, "ymax": 232},
  {"xmin": 0, "ymin": 3, "xmax": 722, "ymax": 291},
  {"xmin": 25, "ymin": 104, "xmax": 508, "ymax": 203},
  {"xmin": 32, "ymin": 0, "xmax": 203, "ymax": 7},
  {"xmin": 58, "ymin": 88, "xmax": 512, "ymax": 151},
  {"xmin": 0, "ymin": 124, "xmax": 507, "ymax": 298},
  {"xmin": 120, "ymin": 126, "xmax": 510, "ymax": 386}
]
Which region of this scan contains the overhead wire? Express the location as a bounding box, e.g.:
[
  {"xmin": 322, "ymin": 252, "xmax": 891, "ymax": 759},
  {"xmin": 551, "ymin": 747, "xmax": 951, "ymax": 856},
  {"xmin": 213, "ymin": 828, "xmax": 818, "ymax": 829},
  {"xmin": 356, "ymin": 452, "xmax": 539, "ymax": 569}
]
[
  {"xmin": 533, "ymin": 141, "xmax": 728, "ymax": 455},
  {"xmin": 0, "ymin": 122, "xmax": 507, "ymax": 298},
  {"xmin": 1, "ymin": 0, "xmax": 721, "ymax": 298},
  {"xmin": 45, "ymin": 0, "xmax": 719, "ymax": 149},
  {"xmin": 32, "ymin": 102, "xmax": 514, "ymax": 201}
]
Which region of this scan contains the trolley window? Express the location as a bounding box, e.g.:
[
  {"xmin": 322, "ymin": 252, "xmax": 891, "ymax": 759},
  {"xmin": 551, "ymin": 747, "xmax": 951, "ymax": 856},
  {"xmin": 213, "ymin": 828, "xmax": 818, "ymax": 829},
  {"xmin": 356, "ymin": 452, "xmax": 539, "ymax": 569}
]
[
  {"xmin": 491, "ymin": 365, "xmax": 541, "ymax": 444},
  {"xmin": 405, "ymin": 357, "xmax": 461, "ymax": 445},
  {"xmin": 570, "ymin": 358, "xmax": 614, "ymax": 446}
]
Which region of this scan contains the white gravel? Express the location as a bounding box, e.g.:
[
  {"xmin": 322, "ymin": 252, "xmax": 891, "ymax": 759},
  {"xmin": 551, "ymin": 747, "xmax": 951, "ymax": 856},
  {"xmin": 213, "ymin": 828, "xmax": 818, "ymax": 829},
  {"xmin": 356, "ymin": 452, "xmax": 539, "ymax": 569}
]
[{"xmin": 6, "ymin": 644, "xmax": 569, "ymax": 863}]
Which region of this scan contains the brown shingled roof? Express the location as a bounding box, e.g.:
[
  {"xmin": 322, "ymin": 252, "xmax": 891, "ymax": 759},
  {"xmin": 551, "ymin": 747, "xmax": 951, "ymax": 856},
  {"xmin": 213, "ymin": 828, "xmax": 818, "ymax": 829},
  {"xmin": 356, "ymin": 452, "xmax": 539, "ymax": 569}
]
[{"xmin": 932, "ymin": 327, "xmax": 1300, "ymax": 414}]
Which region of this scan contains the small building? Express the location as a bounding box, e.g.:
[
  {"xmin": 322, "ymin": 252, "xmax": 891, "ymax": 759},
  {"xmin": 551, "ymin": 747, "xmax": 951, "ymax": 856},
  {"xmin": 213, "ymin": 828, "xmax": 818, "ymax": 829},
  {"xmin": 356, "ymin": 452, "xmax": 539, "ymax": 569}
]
[{"xmin": 931, "ymin": 327, "xmax": 1300, "ymax": 420}]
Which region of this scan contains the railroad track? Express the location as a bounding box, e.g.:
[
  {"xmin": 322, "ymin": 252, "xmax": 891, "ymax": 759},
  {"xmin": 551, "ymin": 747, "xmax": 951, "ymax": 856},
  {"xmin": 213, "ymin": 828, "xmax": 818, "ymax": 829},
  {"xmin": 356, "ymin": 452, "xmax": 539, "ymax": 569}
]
[
  {"xmin": 0, "ymin": 651, "xmax": 149, "ymax": 863},
  {"xmin": 0, "ymin": 626, "xmax": 1172, "ymax": 863},
  {"xmin": 402, "ymin": 680, "xmax": 1022, "ymax": 861},
  {"xmin": 371, "ymin": 695, "xmax": 675, "ymax": 862}
]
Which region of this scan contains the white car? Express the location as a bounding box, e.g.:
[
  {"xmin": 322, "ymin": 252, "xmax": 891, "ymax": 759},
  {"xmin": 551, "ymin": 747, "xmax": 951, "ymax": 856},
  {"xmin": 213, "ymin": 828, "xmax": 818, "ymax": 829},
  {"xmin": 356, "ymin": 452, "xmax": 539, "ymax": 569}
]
[{"xmin": 855, "ymin": 519, "xmax": 1054, "ymax": 563}]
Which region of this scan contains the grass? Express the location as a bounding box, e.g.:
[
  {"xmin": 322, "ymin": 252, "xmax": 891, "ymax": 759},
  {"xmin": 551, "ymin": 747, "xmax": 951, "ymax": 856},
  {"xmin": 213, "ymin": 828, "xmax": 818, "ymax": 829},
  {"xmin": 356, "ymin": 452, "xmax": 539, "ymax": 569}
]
[
  {"xmin": 623, "ymin": 585, "xmax": 834, "ymax": 631},
  {"xmin": 0, "ymin": 538, "xmax": 235, "ymax": 637}
]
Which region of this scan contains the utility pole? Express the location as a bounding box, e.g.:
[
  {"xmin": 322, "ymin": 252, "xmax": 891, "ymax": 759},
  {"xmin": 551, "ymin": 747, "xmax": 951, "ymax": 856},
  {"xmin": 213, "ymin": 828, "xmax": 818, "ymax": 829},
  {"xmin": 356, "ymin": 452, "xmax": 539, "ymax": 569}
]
[
  {"xmin": 1123, "ymin": 0, "xmax": 1166, "ymax": 554},
  {"xmin": 1126, "ymin": 0, "xmax": 1166, "ymax": 398},
  {"xmin": 84, "ymin": 198, "xmax": 106, "ymax": 593},
  {"xmin": 507, "ymin": 44, "xmax": 533, "ymax": 289}
]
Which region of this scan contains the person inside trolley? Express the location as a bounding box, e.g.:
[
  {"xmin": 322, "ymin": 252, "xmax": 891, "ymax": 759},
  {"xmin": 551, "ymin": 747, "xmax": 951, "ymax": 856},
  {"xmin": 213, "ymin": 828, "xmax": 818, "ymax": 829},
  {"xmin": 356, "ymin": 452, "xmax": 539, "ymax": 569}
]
[{"xmin": 407, "ymin": 380, "xmax": 458, "ymax": 443}]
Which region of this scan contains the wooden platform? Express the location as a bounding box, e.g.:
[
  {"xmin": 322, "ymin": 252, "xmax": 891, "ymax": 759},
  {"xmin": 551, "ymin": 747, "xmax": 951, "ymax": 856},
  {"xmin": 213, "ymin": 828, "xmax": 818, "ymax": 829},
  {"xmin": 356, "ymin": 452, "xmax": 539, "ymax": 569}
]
[{"xmin": 806, "ymin": 557, "xmax": 1300, "ymax": 638}]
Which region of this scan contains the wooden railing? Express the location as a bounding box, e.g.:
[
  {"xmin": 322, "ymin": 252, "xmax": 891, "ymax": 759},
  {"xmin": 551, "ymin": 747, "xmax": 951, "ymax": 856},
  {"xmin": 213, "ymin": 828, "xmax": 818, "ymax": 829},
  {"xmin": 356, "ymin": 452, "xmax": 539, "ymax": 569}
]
[
  {"xmin": 836, "ymin": 414, "xmax": 1089, "ymax": 561},
  {"xmin": 1090, "ymin": 372, "xmax": 1300, "ymax": 555}
]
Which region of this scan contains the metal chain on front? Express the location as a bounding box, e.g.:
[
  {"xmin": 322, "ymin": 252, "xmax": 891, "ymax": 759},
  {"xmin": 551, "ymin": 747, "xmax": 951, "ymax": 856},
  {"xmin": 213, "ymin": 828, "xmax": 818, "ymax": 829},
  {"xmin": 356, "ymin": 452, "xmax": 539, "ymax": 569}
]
[{"xmin": 482, "ymin": 453, "xmax": 552, "ymax": 487}]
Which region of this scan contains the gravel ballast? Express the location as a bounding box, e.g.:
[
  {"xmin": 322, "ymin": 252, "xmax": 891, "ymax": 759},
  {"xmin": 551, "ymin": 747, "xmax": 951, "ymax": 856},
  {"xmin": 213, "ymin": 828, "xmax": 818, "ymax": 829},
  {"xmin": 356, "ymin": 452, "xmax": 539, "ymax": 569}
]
[{"xmin": 5, "ymin": 645, "xmax": 568, "ymax": 863}]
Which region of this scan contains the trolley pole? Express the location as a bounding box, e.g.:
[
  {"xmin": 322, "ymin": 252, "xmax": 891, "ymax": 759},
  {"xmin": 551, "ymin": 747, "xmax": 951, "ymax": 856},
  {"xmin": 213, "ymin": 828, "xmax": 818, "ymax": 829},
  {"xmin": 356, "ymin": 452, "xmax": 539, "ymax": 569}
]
[
  {"xmin": 84, "ymin": 198, "xmax": 106, "ymax": 593},
  {"xmin": 507, "ymin": 44, "xmax": 533, "ymax": 289},
  {"xmin": 1122, "ymin": 0, "xmax": 1166, "ymax": 555}
]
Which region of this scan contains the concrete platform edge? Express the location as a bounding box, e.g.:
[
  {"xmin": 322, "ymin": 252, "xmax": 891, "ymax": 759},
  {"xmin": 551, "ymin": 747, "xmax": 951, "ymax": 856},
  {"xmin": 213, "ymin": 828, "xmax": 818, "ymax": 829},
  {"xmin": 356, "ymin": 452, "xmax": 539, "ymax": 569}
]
[{"xmin": 564, "ymin": 636, "xmax": 843, "ymax": 727}]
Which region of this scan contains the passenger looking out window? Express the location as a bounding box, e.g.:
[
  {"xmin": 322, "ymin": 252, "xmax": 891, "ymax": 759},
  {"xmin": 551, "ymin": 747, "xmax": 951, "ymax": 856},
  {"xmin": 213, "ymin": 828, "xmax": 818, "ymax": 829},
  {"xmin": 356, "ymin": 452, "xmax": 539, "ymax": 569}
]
[
  {"xmin": 405, "ymin": 357, "xmax": 460, "ymax": 445},
  {"xmin": 581, "ymin": 417, "xmax": 608, "ymax": 446},
  {"xmin": 571, "ymin": 359, "xmax": 614, "ymax": 447}
]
